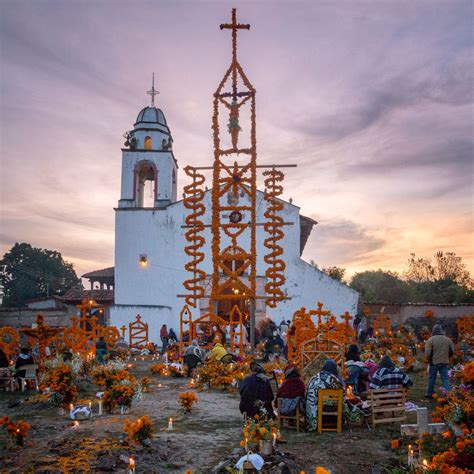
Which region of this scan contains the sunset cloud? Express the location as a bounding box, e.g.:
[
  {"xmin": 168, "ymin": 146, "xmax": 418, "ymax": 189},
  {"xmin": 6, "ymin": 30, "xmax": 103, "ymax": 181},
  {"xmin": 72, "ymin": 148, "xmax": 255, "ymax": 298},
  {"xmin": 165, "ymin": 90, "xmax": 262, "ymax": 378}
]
[{"xmin": 0, "ymin": 0, "xmax": 472, "ymax": 280}]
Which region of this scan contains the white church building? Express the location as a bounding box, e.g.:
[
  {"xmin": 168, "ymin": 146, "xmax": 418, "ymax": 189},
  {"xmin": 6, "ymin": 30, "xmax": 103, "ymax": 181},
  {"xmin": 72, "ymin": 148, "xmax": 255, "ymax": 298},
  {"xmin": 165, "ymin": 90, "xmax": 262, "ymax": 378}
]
[{"xmin": 107, "ymin": 104, "xmax": 359, "ymax": 342}]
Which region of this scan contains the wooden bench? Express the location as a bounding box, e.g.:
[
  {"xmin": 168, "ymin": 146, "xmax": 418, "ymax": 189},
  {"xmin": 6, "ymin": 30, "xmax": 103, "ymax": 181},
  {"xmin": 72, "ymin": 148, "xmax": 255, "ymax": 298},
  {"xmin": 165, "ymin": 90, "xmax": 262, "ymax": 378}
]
[{"xmin": 368, "ymin": 388, "xmax": 406, "ymax": 428}]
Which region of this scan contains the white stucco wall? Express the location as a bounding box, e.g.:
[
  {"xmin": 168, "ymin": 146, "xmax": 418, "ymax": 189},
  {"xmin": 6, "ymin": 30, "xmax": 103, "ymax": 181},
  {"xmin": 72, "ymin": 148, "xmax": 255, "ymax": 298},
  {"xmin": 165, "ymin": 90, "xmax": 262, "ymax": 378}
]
[{"xmin": 110, "ymin": 187, "xmax": 359, "ymax": 341}]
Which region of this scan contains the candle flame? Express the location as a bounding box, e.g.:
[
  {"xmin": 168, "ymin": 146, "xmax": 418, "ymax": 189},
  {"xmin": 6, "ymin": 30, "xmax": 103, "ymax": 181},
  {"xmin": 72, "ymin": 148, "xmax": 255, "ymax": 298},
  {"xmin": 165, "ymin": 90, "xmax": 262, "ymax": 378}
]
[{"xmin": 423, "ymin": 459, "xmax": 428, "ymax": 467}]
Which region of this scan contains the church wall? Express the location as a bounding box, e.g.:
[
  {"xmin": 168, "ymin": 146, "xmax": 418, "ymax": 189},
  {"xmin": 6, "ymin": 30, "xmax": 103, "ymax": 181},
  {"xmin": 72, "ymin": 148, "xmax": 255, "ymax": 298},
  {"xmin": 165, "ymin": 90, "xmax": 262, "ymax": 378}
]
[
  {"xmin": 267, "ymin": 259, "xmax": 359, "ymax": 321},
  {"xmin": 109, "ymin": 304, "xmax": 174, "ymax": 344}
]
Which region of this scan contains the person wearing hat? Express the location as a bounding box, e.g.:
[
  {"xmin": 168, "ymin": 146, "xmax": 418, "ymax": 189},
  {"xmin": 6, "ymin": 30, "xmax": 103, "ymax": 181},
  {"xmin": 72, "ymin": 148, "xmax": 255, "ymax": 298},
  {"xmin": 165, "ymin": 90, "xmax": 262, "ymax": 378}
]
[
  {"xmin": 425, "ymin": 324, "xmax": 454, "ymax": 399},
  {"xmin": 275, "ymin": 364, "xmax": 305, "ymax": 402},
  {"xmin": 239, "ymin": 362, "xmax": 274, "ymax": 419}
]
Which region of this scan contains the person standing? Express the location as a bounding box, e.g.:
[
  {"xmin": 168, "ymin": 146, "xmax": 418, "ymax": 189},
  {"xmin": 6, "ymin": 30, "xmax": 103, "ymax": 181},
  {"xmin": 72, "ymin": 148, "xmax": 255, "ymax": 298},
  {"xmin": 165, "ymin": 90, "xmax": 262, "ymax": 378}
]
[
  {"xmin": 425, "ymin": 324, "xmax": 454, "ymax": 399},
  {"xmin": 160, "ymin": 324, "xmax": 169, "ymax": 355}
]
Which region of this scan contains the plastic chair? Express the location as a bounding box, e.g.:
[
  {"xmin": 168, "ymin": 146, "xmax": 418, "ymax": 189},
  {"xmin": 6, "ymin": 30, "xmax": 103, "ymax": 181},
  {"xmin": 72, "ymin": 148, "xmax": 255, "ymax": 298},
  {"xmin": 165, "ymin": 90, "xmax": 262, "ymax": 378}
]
[
  {"xmin": 18, "ymin": 364, "xmax": 39, "ymax": 391},
  {"xmin": 317, "ymin": 388, "xmax": 343, "ymax": 433}
]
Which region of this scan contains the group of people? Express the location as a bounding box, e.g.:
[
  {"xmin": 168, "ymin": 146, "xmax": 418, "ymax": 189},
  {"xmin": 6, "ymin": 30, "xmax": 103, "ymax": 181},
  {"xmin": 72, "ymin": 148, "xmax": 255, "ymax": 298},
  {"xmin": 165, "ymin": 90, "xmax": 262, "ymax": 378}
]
[
  {"xmin": 238, "ymin": 349, "xmax": 414, "ymax": 431},
  {"xmin": 237, "ymin": 322, "xmax": 456, "ymax": 431}
]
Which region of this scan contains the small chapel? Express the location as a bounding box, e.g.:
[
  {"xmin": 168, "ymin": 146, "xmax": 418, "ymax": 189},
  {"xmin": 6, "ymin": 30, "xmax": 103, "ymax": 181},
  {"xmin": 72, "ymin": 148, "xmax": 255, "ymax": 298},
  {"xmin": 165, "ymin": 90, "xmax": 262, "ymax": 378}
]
[{"xmin": 103, "ymin": 87, "xmax": 359, "ymax": 342}]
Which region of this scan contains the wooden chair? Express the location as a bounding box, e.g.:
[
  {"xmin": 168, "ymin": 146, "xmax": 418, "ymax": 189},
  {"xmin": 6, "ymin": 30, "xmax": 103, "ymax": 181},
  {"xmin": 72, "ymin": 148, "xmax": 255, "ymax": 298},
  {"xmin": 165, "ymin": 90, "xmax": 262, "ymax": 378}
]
[
  {"xmin": 17, "ymin": 364, "xmax": 39, "ymax": 392},
  {"xmin": 277, "ymin": 397, "xmax": 305, "ymax": 432},
  {"xmin": 0, "ymin": 368, "xmax": 15, "ymax": 392},
  {"xmin": 368, "ymin": 388, "xmax": 406, "ymax": 428},
  {"xmin": 317, "ymin": 388, "xmax": 343, "ymax": 433}
]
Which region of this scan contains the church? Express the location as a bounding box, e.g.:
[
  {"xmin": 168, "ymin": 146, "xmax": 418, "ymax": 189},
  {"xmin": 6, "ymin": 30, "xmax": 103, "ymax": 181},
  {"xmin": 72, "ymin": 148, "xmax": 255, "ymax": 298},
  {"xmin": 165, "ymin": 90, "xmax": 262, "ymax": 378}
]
[{"xmin": 105, "ymin": 96, "xmax": 359, "ymax": 342}]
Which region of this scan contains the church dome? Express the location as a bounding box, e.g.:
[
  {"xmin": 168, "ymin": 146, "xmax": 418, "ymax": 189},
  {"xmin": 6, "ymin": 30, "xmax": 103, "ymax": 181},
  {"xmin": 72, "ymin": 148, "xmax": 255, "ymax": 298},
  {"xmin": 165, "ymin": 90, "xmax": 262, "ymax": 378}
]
[{"xmin": 135, "ymin": 106, "xmax": 167, "ymax": 126}]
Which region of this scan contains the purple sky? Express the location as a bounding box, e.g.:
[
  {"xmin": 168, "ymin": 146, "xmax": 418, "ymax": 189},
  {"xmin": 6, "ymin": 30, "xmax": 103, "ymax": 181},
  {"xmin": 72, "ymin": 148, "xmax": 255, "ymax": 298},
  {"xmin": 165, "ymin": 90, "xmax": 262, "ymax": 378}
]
[{"xmin": 1, "ymin": 0, "xmax": 472, "ymax": 280}]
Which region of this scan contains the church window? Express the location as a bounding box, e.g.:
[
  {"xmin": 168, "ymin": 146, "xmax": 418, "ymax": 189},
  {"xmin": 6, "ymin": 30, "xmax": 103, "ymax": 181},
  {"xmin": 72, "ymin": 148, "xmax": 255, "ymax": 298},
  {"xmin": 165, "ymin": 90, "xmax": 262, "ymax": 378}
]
[
  {"xmin": 144, "ymin": 136, "xmax": 152, "ymax": 150},
  {"xmin": 134, "ymin": 161, "xmax": 157, "ymax": 207},
  {"xmin": 172, "ymin": 169, "xmax": 176, "ymax": 185}
]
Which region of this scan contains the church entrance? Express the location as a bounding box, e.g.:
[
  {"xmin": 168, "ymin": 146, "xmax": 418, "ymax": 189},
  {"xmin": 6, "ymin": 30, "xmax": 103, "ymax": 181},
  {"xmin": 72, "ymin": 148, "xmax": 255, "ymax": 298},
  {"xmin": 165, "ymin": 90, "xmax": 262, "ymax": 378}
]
[{"xmin": 216, "ymin": 287, "xmax": 250, "ymax": 323}]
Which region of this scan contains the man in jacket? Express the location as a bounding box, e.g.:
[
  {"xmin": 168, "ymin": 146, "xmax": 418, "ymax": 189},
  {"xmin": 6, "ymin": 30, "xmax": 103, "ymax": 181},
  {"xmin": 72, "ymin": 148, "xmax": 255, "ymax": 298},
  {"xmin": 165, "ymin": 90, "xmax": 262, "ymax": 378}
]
[{"xmin": 425, "ymin": 324, "xmax": 454, "ymax": 399}]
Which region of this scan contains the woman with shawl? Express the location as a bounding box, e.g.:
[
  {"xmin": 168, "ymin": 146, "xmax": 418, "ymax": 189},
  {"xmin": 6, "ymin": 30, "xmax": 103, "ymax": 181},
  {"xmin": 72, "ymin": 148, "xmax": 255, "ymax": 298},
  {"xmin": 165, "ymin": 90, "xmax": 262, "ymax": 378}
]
[{"xmin": 306, "ymin": 359, "xmax": 363, "ymax": 431}]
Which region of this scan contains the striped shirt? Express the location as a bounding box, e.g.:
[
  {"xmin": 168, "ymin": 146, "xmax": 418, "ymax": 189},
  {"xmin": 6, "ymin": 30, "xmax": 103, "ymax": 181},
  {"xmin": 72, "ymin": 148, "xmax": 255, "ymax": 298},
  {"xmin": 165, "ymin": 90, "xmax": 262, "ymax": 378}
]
[{"xmin": 369, "ymin": 367, "xmax": 413, "ymax": 390}]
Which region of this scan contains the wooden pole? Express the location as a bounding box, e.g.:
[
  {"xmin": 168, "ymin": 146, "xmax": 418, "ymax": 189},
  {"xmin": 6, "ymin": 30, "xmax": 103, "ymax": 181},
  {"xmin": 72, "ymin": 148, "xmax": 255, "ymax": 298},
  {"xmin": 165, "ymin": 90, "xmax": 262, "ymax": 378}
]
[{"xmin": 249, "ymin": 299, "xmax": 256, "ymax": 353}]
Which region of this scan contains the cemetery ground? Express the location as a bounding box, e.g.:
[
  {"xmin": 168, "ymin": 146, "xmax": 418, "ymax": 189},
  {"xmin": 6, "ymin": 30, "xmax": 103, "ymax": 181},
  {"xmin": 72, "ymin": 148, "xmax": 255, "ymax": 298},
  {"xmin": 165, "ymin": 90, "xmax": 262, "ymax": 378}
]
[{"xmin": 0, "ymin": 360, "xmax": 433, "ymax": 474}]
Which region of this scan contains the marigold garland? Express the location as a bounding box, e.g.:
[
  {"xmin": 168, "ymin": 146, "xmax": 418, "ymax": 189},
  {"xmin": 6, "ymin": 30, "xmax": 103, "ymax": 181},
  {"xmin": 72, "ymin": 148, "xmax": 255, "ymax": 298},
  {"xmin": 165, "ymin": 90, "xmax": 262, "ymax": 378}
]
[
  {"xmin": 263, "ymin": 169, "xmax": 286, "ymax": 308},
  {"xmin": 183, "ymin": 166, "xmax": 207, "ymax": 308}
]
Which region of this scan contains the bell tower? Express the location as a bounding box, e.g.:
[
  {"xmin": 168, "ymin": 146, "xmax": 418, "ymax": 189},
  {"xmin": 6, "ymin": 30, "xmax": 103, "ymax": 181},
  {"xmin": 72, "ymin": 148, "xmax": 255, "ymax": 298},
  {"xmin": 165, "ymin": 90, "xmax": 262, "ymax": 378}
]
[{"xmin": 119, "ymin": 74, "xmax": 178, "ymax": 209}]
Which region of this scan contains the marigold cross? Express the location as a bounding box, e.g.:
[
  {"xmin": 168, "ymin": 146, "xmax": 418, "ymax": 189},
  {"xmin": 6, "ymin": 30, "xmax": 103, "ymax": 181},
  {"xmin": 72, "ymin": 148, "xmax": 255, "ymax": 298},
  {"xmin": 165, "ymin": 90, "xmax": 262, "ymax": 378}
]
[{"xmin": 220, "ymin": 8, "xmax": 250, "ymax": 63}]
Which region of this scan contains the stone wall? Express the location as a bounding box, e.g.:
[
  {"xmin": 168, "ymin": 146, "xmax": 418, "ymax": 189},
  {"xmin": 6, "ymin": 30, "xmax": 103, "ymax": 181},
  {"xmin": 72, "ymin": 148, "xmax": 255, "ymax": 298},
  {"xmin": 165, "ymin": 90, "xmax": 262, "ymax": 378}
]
[
  {"xmin": 364, "ymin": 303, "xmax": 474, "ymax": 339},
  {"xmin": 0, "ymin": 307, "xmax": 72, "ymax": 328}
]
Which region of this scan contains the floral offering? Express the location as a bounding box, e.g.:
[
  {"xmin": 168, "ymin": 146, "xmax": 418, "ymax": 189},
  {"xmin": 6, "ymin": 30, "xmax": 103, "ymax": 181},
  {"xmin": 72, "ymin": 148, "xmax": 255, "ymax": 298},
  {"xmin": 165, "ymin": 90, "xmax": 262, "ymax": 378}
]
[
  {"xmin": 179, "ymin": 392, "xmax": 198, "ymax": 412},
  {"xmin": 124, "ymin": 415, "xmax": 154, "ymax": 445}
]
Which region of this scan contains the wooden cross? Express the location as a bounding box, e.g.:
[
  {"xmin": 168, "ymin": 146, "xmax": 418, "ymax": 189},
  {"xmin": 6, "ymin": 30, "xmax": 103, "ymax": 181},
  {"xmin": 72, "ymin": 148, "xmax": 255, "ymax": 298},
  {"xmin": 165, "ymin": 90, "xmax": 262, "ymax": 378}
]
[
  {"xmin": 310, "ymin": 302, "xmax": 331, "ymax": 328},
  {"xmin": 220, "ymin": 8, "xmax": 250, "ymax": 64},
  {"xmin": 120, "ymin": 325, "xmax": 127, "ymax": 338},
  {"xmin": 341, "ymin": 312, "xmax": 353, "ymax": 326},
  {"xmin": 22, "ymin": 314, "xmax": 60, "ymax": 367}
]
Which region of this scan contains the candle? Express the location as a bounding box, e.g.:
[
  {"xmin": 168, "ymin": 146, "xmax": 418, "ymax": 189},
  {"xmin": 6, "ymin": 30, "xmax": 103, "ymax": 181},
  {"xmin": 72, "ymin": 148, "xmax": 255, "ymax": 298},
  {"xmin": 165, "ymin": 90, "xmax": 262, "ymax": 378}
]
[
  {"xmin": 272, "ymin": 432, "xmax": 277, "ymax": 447},
  {"xmin": 71, "ymin": 420, "xmax": 80, "ymax": 430},
  {"xmin": 69, "ymin": 404, "xmax": 74, "ymax": 419},
  {"xmin": 128, "ymin": 457, "xmax": 136, "ymax": 474},
  {"xmin": 158, "ymin": 383, "xmax": 162, "ymax": 388},
  {"xmin": 98, "ymin": 400, "xmax": 103, "ymax": 416},
  {"xmin": 407, "ymin": 445, "xmax": 413, "ymax": 467},
  {"xmin": 167, "ymin": 417, "xmax": 173, "ymax": 430}
]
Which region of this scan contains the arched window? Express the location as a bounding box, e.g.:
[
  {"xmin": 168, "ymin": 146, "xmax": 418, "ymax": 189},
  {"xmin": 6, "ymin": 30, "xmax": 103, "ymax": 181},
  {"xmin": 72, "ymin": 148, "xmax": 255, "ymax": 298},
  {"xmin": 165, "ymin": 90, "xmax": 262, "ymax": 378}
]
[
  {"xmin": 172, "ymin": 169, "xmax": 176, "ymax": 185},
  {"xmin": 144, "ymin": 136, "xmax": 152, "ymax": 150},
  {"xmin": 134, "ymin": 161, "xmax": 157, "ymax": 207}
]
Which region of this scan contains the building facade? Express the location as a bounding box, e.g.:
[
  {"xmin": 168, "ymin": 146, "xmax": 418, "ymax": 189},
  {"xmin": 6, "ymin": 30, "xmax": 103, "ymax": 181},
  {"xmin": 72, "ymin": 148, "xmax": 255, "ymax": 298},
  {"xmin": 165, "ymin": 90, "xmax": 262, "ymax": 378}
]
[{"xmin": 109, "ymin": 105, "xmax": 359, "ymax": 342}]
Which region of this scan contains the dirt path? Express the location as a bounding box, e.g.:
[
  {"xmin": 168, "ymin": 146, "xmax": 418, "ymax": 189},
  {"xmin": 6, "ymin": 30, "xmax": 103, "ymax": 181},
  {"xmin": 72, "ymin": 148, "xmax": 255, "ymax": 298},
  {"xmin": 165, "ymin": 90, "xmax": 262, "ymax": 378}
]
[{"xmin": 0, "ymin": 360, "xmax": 428, "ymax": 473}]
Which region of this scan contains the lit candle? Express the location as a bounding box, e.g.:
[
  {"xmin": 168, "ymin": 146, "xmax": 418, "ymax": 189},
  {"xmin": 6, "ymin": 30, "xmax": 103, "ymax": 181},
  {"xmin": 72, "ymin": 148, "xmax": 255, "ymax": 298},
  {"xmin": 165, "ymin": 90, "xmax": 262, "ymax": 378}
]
[
  {"xmin": 272, "ymin": 432, "xmax": 277, "ymax": 447},
  {"xmin": 69, "ymin": 404, "xmax": 74, "ymax": 419},
  {"xmin": 422, "ymin": 459, "xmax": 429, "ymax": 471},
  {"xmin": 98, "ymin": 400, "xmax": 103, "ymax": 416},
  {"xmin": 167, "ymin": 417, "xmax": 173, "ymax": 431},
  {"xmin": 407, "ymin": 445, "xmax": 413, "ymax": 467},
  {"xmin": 71, "ymin": 420, "xmax": 80, "ymax": 430},
  {"xmin": 158, "ymin": 383, "xmax": 162, "ymax": 388},
  {"xmin": 128, "ymin": 457, "xmax": 136, "ymax": 474}
]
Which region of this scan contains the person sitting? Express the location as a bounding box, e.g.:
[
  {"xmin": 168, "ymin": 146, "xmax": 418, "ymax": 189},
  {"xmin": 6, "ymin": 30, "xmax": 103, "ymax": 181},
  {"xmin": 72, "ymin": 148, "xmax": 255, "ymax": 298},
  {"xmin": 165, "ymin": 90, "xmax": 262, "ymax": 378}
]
[
  {"xmin": 306, "ymin": 359, "xmax": 363, "ymax": 431},
  {"xmin": 208, "ymin": 342, "xmax": 227, "ymax": 362},
  {"xmin": 345, "ymin": 344, "xmax": 367, "ymax": 395},
  {"xmin": 14, "ymin": 348, "xmax": 35, "ymax": 379},
  {"xmin": 369, "ymin": 355, "xmax": 413, "ymax": 391},
  {"xmin": 184, "ymin": 339, "xmax": 205, "ymax": 361},
  {"xmin": 95, "ymin": 336, "xmax": 108, "ymax": 364},
  {"xmin": 0, "ymin": 348, "xmax": 9, "ymax": 368},
  {"xmin": 239, "ymin": 362, "xmax": 274, "ymax": 419},
  {"xmin": 275, "ymin": 364, "xmax": 305, "ymax": 416}
]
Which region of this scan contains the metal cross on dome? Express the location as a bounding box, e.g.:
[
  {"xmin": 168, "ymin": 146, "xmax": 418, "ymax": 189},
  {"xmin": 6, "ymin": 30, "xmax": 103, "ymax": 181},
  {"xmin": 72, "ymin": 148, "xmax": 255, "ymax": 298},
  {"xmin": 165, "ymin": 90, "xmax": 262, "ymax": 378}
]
[{"xmin": 147, "ymin": 72, "xmax": 159, "ymax": 106}]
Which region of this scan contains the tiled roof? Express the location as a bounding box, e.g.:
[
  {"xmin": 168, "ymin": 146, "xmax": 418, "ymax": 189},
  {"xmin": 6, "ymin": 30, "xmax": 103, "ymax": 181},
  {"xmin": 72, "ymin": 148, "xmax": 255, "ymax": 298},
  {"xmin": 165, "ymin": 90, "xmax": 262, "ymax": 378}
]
[
  {"xmin": 62, "ymin": 287, "xmax": 114, "ymax": 304},
  {"xmin": 82, "ymin": 267, "xmax": 114, "ymax": 279}
]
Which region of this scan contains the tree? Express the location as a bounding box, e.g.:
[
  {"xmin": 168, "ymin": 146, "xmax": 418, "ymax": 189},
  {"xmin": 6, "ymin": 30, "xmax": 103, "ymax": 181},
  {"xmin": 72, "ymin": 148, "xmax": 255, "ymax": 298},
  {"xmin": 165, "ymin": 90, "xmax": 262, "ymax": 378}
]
[
  {"xmin": 350, "ymin": 270, "xmax": 413, "ymax": 304},
  {"xmin": 322, "ymin": 266, "xmax": 346, "ymax": 282},
  {"xmin": 0, "ymin": 243, "xmax": 80, "ymax": 307},
  {"xmin": 404, "ymin": 251, "xmax": 473, "ymax": 304},
  {"xmin": 405, "ymin": 251, "xmax": 472, "ymax": 287},
  {"xmin": 308, "ymin": 260, "xmax": 346, "ymax": 282}
]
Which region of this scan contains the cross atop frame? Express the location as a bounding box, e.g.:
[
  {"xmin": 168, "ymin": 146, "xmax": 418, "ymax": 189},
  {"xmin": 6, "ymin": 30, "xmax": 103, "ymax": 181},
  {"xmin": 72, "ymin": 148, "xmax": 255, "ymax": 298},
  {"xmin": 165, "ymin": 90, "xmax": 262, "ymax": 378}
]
[{"xmin": 220, "ymin": 8, "xmax": 250, "ymax": 63}]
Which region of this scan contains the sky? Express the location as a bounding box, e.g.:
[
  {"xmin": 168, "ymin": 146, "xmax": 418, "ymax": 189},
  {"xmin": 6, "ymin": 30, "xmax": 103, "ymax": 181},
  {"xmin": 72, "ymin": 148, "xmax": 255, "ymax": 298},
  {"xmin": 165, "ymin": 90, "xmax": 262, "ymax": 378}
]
[{"xmin": 0, "ymin": 0, "xmax": 473, "ymax": 281}]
